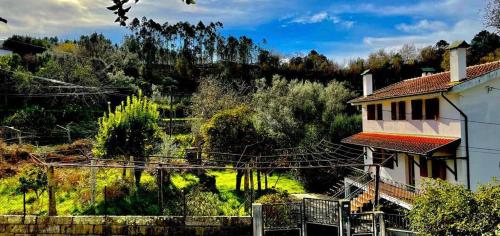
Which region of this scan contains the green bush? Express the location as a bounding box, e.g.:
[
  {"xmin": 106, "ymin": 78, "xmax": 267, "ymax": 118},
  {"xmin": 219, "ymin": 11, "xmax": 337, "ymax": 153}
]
[
  {"xmin": 408, "ymin": 178, "xmax": 500, "ymax": 235},
  {"xmin": 3, "ymin": 106, "xmax": 56, "ymax": 134}
]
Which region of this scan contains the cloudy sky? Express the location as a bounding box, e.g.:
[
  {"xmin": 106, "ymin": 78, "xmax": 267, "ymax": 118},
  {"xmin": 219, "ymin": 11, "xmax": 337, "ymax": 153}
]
[{"xmin": 0, "ymin": 0, "xmax": 492, "ymax": 63}]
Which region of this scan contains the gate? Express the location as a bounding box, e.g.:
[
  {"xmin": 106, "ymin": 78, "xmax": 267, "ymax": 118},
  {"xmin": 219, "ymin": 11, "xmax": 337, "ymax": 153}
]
[
  {"xmin": 262, "ymin": 202, "xmax": 303, "ymax": 236},
  {"xmin": 303, "ymin": 198, "xmax": 340, "ymax": 235},
  {"xmin": 350, "ymin": 212, "xmax": 375, "ymax": 236}
]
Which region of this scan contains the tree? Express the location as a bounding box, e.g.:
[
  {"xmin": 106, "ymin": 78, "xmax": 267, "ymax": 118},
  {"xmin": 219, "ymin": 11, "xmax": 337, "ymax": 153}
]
[
  {"xmin": 407, "ymin": 178, "xmax": 500, "ymax": 235},
  {"xmin": 93, "ymin": 91, "xmax": 162, "ymax": 188},
  {"xmin": 201, "ymin": 105, "xmax": 261, "ymax": 191},
  {"xmin": 469, "ymin": 30, "xmax": 500, "ymax": 64},
  {"xmin": 484, "ymin": 0, "xmax": 500, "ymax": 31},
  {"xmin": 17, "ymin": 166, "xmax": 48, "ymax": 200}
]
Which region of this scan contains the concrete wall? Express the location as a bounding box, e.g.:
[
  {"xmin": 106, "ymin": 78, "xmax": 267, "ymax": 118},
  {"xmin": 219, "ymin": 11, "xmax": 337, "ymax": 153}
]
[{"xmin": 0, "ymin": 215, "xmax": 252, "ymax": 236}]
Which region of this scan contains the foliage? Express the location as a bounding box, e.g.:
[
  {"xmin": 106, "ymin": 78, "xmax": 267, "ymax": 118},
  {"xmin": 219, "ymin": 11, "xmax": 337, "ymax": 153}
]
[
  {"xmin": 16, "ymin": 166, "xmax": 47, "ymax": 199},
  {"xmin": 201, "ymin": 105, "xmax": 260, "ymax": 154},
  {"xmin": 93, "ymin": 91, "xmax": 162, "ymax": 187},
  {"xmin": 408, "ymin": 178, "xmax": 500, "ymax": 236},
  {"xmin": 185, "ymin": 188, "xmax": 224, "ymax": 216},
  {"xmin": 252, "ymin": 75, "xmax": 356, "ymax": 147},
  {"xmin": 255, "ymin": 190, "xmax": 296, "ymax": 204},
  {"xmin": 2, "ymin": 105, "xmax": 56, "ymax": 134}
]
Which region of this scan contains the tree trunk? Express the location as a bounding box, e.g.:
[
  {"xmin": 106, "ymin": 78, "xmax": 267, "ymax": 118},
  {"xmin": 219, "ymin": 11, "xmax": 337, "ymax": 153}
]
[
  {"xmin": 265, "ymin": 173, "xmax": 268, "ymax": 190},
  {"xmin": 236, "ymin": 169, "xmax": 244, "ymax": 192},
  {"xmin": 257, "ymin": 170, "xmax": 262, "ymax": 193}
]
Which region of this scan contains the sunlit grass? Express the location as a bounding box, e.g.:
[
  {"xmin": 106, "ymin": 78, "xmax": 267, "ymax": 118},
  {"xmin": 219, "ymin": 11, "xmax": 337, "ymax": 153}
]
[{"xmin": 0, "ymin": 165, "xmax": 304, "ymax": 215}]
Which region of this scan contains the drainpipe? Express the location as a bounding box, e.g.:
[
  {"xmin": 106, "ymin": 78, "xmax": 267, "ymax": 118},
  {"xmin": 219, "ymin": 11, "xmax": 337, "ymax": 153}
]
[{"xmin": 441, "ymin": 92, "xmax": 470, "ymax": 189}]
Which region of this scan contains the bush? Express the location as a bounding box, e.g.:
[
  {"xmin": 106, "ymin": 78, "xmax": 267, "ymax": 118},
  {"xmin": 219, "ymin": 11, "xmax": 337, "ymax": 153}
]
[
  {"xmin": 186, "ymin": 188, "xmax": 224, "ymax": 216},
  {"xmin": 2, "ymin": 106, "xmax": 56, "ymax": 134},
  {"xmin": 408, "ymin": 178, "xmax": 500, "ymax": 235},
  {"xmin": 256, "ymin": 190, "xmax": 296, "ymax": 204}
]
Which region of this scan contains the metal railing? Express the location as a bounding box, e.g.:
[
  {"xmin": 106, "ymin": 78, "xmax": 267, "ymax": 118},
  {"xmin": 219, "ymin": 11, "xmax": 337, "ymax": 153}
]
[
  {"xmin": 303, "ymin": 198, "xmax": 340, "ymax": 226},
  {"xmin": 384, "ymin": 213, "xmax": 411, "ymax": 231}
]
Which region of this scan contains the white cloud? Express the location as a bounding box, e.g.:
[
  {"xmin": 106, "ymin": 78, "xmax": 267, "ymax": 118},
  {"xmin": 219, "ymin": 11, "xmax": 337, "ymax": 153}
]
[
  {"xmin": 364, "ymin": 19, "xmax": 483, "ymax": 50},
  {"xmin": 396, "ymin": 20, "xmax": 447, "ymax": 33},
  {"xmin": 286, "ymin": 11, "xmax": 355, "ymax": 28},
  {"xmin": 0, "ymin": 0, "xmax": 299, "ymax": 38}
]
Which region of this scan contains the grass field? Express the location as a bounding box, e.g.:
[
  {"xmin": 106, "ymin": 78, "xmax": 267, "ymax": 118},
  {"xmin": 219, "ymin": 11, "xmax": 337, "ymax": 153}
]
[{"xmin": 0, "ymin": 166, "xmax": 304, "ymax": 216}]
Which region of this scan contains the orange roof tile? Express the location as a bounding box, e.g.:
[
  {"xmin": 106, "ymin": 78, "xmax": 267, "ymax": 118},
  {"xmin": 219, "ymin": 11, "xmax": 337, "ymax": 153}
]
[
  {"xmin": 350, "ymin": 61, "xmax": 500, "ymax": 103},
  {"xmin": 342, "ymin": 132, "xmax": 460, "ymax": 155}
]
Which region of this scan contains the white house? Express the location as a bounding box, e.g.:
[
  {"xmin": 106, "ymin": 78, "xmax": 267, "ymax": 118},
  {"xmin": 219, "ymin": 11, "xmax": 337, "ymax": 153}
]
[{"xmin": 341, "ymin": 41, "xmax": 500, "ymax": 212}]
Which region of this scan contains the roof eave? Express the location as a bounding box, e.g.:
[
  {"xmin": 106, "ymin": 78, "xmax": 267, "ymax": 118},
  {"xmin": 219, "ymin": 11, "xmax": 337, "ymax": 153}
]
[
  {"xmin": 449, "ymin": 68, "xmax": 500, "ymax": 93},
  {"xmin": 349, "ymin": 90, "xmax": 447, "ymax": 105}
]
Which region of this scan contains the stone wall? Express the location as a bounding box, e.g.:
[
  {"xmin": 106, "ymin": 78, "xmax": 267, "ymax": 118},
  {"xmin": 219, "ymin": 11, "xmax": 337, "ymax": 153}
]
[{"xmin": 0, "ymin": 215, "xmax": 252, "ymax": 236}]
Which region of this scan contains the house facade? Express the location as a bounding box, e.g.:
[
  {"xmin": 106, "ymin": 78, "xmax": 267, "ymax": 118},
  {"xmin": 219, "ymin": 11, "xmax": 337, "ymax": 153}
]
[{"xmin": 342, "ymin": 41, "xmax": 500, "ymax": 200}]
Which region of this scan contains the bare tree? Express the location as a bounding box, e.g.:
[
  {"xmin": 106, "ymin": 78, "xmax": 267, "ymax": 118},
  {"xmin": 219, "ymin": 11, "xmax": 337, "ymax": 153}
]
[{"xmin": 484, "ymin": 0, "xmax": 500, "ymax": 31}]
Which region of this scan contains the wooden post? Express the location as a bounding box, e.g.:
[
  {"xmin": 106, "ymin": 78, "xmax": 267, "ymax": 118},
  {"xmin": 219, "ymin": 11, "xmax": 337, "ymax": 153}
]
[
  {"xmin": 250, "ymin": 169, "xmax": 254, "ymax": 203},
  {"xmin": 47, "ymin": 166, "xmax": 57, "ymax": 216},
  {"xmin": 257, "ymin": 169, "xmax": 262, "ymax": 193},
  {"xmin": 244, "ymin": 165, "xmax": 250, "ymax": 211},
  {"xmin": 90, "ymin": 159, "xmax": 96, "ymax": 207}
]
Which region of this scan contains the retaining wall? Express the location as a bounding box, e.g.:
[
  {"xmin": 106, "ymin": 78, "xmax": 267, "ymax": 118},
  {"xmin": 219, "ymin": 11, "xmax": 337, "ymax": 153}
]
[{"xmin": 0, "ymin": 215, "xmax": 252, "ymax": 236}]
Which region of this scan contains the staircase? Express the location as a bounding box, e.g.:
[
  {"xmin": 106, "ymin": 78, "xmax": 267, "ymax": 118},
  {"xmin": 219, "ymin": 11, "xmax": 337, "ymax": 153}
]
[{"xmin": 348, "ymin": 178, "xmax": 420, "ymax": 212}]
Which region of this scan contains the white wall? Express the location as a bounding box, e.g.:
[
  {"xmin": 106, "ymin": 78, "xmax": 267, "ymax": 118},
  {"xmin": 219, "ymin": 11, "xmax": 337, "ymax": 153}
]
[{"xmin": 457, "ymin": 77, "xmax": 500, "ymax": 190}]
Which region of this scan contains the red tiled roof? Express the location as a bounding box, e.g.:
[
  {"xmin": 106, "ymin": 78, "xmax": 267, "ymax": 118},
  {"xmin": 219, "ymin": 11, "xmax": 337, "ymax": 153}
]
[
  {"xmin": 341, "ymin": 132, "xmax": 460, "ymax": 155},
  {"xmin": 350, "ymin": 61, "xmax": 500, "ymax": 103}
]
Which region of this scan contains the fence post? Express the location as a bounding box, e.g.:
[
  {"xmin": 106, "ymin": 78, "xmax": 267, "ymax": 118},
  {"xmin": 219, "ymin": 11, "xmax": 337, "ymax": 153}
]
[
  {"xmin": 252, "ymin": 203, "xmax": 263, "ymax": 236},
  {"xmin": 47, "ymin": 165, "xmax": 57, "ymax": 216},
  {"xmin": 339, "ymin": 200, "xmax": 351, "ymax": 236},
  {"xmin": 90, "ymin": 159, "xmax": 96, "ymax": 207},
  {"xmin": 376, "ymin": 212, "xmax": 386, "ymax": 236}
]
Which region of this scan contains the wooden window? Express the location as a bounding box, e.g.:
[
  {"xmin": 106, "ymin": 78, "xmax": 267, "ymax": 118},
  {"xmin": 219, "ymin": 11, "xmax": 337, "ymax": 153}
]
[
  {"xmin": 411, "ymin": 100, "xmax": 423, "ymax": 120},
  {"xmin": 367, "ymin": 104, "xmax": 376, "ymax": 120},
  {"xmin": 420, "ymin": 157, "xmax": 428, "ymax": 177},
  {"xmin": 431, "ymin": 160, "xmax": 447, "ymax": 180},
  {"xmin": 376, "ymin": 104, "xmax": 383, "ymax": 120},
  {"xmin": 373, "ymin": 149, "xmax": 395, "ymax": 169},
  {"xmin": 425, "ymin": 98, "xmax": 440, "ymax": 120},
  {"xmin": 398, "ymin": 101, "xmax": 406, "ymax": 120},
  {"xmin": 391, "ymin": 102, "xmax": 397, "ymax": 120}
]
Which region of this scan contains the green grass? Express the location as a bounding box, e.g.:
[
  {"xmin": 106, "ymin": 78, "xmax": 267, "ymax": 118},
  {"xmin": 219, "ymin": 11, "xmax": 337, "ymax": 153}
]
[{"xmin": 0, "ymin": 166, "xmax": 304, "ymax": 216}]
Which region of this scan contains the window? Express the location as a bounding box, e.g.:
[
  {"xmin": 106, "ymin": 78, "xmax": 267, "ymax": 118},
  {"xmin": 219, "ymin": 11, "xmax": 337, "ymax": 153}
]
[
  {"xmin": 373, "ymin": 149, "xmax": 394, "ymax": 169},
  {"xmin": 391, "ymin": 102, "xmax": 397, "ymax": 120},
  {"xmin": 425, "ymin": 98, "xmax": 439, "ymax": 120},
  {"xmin": 420, "ymin": 157, "xmax": 428, "ymax": 177},
  {"xmin": 376, "ymin": 104, "xmax": 383, "ymax": 120},
  {"xmin": 411, "ymin": 100, "xmax": 423, "ymax": 120},
  {"xmin": 367, "ymin": 104, "xmax": 376, "ymax": 120},
  {"xmin": 398, "ymin": 101, "xmax": 406, "ymax": 120},
  {"xmin": 391, "ymin": 101, "xmax": 407, "ymax": 120},
  {"xmin": 431, "ymin": 160, "xmax": 447, "ymax": 180}
]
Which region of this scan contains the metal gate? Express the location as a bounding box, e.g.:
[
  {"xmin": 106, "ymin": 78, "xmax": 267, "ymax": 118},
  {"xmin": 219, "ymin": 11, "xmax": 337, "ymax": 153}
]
[
  {"xmin": 262, "ymin": 202, "xmax": 303, "ymax": 236},
  {"xmin": 350, "ymin": 212, "xmax": 375, "ymax": 236},
  {"xmin": 303, "ymin": 198, "xmax": 340, "ymax": 235},
  {"xmin": 261, "ymin": 198, "xmax": 342, "ymax": 236}
]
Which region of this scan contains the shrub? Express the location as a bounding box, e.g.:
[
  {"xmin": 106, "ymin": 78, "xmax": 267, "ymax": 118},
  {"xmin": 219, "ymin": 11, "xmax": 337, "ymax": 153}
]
[
  {"xmin": 185, "ymin": 188, "xmax": 224, "ymax": 216},
  {"xmin": 2, "ymin": 106, "xmax": 56, "ymax": 134}
]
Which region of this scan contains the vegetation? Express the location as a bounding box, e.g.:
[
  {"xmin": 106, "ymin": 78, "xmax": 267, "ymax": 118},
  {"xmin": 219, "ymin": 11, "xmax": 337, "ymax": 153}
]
[
  {"xmin": 93, "ymin": 91, "xmax": 162, "ymax": 188},
  {"xmin": 408, "ymin": 178, "xmax": 500, "ymax": 236}
]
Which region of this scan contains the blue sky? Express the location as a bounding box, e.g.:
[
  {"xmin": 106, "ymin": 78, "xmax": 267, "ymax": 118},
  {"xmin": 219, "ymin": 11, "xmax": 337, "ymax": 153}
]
[{"xmin": 0, "ymin": 0, "xmax": 491, "ymax": 63}]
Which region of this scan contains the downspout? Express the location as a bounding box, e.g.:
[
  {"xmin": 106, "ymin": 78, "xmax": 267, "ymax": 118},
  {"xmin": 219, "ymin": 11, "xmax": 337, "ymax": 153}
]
[{"xmin": 441, "ymin": 92, "xmax": 470, "ymax": 189}]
